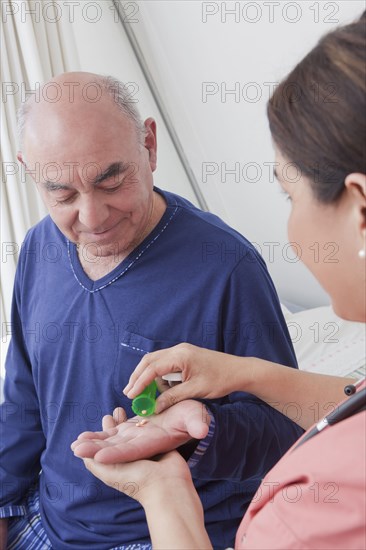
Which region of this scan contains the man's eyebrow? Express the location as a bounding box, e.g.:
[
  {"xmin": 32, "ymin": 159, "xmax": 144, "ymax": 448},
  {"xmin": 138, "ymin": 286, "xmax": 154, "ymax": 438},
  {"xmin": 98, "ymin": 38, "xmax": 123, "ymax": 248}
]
[
  {"xmin": 42, "ymin": 162, "xmax": 130, "ymax": 191},
  {"xmin": 92, "ymin": 162, "xmax": 130, "ymax": 185},
  {"xmin": 43, "ymin": 182, "xmax": 71, "ymax": 191}
]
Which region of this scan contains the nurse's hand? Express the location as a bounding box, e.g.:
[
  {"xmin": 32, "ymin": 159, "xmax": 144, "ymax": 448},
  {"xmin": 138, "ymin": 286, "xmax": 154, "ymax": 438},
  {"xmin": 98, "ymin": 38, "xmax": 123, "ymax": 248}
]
[
  {"xmin": 82, "ymin": 450, "xmax": 190, "ymax": 504},
  {"xmin": 71, "ymin": 400, "xmax": 210, "ymax": 464},
  {"xmin": 82, "ymin": 450, "xmax": 213, "ymax": 549},
  {"xmin": 123, "ymin": 343, "xmax": 248, "ymax": 413}
]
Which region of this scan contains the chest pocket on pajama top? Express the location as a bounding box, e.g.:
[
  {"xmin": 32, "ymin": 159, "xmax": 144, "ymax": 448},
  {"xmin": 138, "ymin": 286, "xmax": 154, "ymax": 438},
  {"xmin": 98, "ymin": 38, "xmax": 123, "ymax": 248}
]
[{"xmin": 114, "ymin": 329, "xmax": 180, "ymax": 412}]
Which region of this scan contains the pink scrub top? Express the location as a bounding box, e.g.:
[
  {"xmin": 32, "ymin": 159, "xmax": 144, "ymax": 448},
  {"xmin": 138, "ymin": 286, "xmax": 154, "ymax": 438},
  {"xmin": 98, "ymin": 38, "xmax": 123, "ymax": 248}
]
[{"xmin": 235, "ymin": 380, "xmax": 366, "ymax": 549}]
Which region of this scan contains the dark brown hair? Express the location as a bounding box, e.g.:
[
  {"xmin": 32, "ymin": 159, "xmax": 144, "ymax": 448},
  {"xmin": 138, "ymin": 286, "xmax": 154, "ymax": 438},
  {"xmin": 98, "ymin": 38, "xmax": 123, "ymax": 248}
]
[{"xmin": 268, "ymin": 12, "xmax": 366, "ymax": 203}]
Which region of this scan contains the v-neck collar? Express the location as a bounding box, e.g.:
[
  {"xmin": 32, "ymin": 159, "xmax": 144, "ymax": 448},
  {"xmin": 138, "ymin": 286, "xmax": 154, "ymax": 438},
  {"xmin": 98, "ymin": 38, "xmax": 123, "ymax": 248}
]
[{"xmin": 67, "ymin": 188, "xmax": 178, "ymax": 293}]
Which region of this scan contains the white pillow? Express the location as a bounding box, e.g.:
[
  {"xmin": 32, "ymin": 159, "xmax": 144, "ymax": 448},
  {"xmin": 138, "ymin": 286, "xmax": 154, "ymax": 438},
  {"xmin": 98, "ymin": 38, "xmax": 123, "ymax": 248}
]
[{"xmin": 282, "ymin": 306, "xmax": 366, "ymax": 379}]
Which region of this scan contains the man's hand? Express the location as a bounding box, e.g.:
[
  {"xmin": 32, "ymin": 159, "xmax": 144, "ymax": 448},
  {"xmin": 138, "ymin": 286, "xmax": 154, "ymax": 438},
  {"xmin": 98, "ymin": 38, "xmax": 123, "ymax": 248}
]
[{"xmin": 71, "ymin": 400, "xmax": 210, "ymax": 464}]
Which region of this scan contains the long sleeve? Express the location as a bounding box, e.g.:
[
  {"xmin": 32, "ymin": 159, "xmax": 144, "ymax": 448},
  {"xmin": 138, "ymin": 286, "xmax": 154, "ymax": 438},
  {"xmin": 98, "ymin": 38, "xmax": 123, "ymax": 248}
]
[
  {"xmin": 0, "ymin": 252, "xmax": 45, "ymax": 515},
  {"xmin": 191, "ymin": 252, "xmax": 304, "ymax": 481}
]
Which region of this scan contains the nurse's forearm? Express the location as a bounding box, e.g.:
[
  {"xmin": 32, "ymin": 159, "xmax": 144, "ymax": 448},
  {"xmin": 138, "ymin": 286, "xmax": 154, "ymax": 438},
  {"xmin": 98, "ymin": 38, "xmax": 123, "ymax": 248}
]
[
  {"xmin": 143, "ymin": 480, "xmax": 212, "ymax": 550},
  {"xmin": 241, "ymin": 357, "xmax": 354, "ymax": 430}
]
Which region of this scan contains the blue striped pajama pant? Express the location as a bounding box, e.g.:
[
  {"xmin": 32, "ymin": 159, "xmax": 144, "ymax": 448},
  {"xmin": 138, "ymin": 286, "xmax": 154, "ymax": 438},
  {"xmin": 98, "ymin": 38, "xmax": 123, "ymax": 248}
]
[{"xmin": 6, "ymin": 485, "xmax": 151, "ymax": 550}]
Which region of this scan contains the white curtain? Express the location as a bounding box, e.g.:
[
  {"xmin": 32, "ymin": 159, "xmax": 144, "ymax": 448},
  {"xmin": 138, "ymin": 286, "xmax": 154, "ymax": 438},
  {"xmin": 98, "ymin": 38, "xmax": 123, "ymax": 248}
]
[{"xmin": 1, "ymin": 0, "xmax": 80, "ymax": 370}]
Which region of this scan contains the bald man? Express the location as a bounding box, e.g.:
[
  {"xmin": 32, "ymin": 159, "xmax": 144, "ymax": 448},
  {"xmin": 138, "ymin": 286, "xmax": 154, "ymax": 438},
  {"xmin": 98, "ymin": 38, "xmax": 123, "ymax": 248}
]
[{"xmin": 0, "ymin": 73, "xmax": 302, "ymax": 550}]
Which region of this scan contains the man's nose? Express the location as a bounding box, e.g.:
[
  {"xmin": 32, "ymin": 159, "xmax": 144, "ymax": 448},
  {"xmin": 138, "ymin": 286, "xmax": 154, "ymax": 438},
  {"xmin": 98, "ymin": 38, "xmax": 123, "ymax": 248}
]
[{"xmin": 78, "ymin": 195, "xmax": 109, "ymax": 231}]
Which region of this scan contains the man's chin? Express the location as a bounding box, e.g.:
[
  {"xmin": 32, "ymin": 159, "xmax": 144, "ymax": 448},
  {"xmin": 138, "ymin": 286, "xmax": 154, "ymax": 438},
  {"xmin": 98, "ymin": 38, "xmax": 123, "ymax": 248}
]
[{"xmin": 76, "ymin": 240, "xmax": 132, "ymax": 258}]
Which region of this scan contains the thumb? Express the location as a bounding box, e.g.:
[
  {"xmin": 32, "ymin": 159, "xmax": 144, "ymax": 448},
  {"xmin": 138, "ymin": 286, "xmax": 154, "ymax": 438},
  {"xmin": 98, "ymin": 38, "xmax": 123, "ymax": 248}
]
[
  {"xmin": 184, "ymin": 404, "xmax": 210, "ymax": 440},
  {"xmin": 155, "ymin": 384, "xmax": 190, "ymax": 413}
]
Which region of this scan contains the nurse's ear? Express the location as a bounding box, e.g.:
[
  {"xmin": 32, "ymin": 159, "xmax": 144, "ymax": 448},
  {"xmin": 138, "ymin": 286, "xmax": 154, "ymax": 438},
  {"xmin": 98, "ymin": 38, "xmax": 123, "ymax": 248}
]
[
  {"xmin": 345, "ymin": 172, "xmax": 366, "ymax": 198},
  {"xmin": 345, "ymin": 172, "xmax": 366, "ymax": 209},
  {"xmin": 344, "ymin": 173, "xmax": 366, "ymax": 256}
]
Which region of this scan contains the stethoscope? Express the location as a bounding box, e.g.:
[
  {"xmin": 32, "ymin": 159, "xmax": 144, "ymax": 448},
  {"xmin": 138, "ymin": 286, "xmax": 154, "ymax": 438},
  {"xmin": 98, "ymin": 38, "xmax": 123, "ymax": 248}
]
[{"xmin": 293, "ymin": 380, "xmax": 366, "ymax": 450}]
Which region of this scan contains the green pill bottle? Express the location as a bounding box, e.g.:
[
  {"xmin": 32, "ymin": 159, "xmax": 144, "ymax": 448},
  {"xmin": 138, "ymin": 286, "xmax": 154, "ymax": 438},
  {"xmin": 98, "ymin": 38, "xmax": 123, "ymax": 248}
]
[{"xmin": 131, "ymin": 380, "xmax": 157, "ymax": 417}]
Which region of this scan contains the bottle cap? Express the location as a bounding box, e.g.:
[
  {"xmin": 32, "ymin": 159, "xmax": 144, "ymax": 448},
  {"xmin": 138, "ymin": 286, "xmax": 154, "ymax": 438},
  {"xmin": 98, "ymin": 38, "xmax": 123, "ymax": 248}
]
[{"xmin": 162, "ymin": 373, "xmax": 183, "ymax": 382}]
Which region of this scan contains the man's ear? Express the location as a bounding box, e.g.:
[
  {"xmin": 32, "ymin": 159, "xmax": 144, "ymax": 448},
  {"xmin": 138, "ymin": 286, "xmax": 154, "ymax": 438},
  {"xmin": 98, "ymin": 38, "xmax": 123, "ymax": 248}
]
[
  {"xmin": 344, "ymin": 172, "xmax": 366, "ymax": 232},
  {"xmin": 17, "ymin": 151, "xmax": 25, "ymax": 166},
  {"xmin": 143, "ymin": 118, "xmax": 157, "ymax": 171}
]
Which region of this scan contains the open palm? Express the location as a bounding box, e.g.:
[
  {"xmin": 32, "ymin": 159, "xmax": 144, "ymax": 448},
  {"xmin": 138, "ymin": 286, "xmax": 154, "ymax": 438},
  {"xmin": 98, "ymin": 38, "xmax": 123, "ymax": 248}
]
[{"xmin": 71, "ymin": 399, "xmax": 210, "ymax": 464}]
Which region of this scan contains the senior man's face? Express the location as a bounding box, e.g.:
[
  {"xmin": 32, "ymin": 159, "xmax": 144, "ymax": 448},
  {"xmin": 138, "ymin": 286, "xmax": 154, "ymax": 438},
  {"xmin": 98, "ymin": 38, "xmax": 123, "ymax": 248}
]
[{"xmin": 20, "ymin": 93, "xmax": 157, "ymax": 257}]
